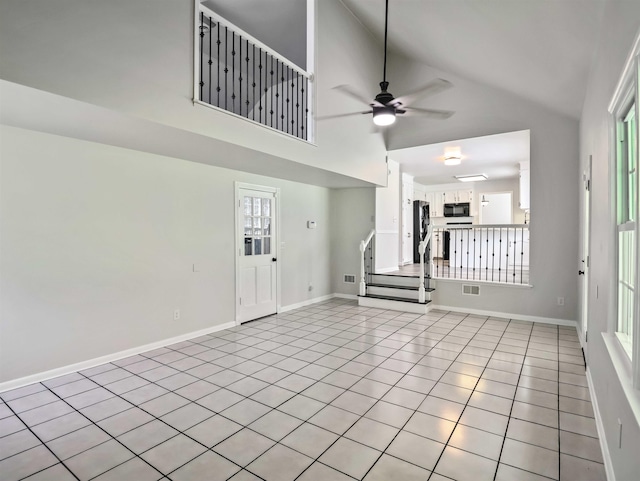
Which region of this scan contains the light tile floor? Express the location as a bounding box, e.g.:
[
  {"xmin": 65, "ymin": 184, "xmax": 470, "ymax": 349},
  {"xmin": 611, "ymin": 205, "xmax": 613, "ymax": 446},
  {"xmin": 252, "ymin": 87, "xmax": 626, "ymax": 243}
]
[{"xmin": 0, "ymin": 299, "xmax": 606, "ymax": 481}]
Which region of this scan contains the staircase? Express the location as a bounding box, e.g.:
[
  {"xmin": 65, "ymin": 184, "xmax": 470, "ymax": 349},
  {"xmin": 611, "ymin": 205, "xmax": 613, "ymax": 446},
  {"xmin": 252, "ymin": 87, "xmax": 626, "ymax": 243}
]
[
  {"xmin": 357, "ymin": 228, "xmax": 435, "ymax": 314},
  {"xmin": 359, "ymin": 272, "xmax": 435, "ymax": 313}
]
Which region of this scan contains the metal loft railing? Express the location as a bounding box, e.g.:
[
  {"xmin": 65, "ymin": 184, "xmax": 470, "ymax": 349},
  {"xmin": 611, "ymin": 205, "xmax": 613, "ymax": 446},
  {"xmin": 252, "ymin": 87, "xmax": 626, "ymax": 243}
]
[
  {"xmin": 194, "ymin": 3, "xmax": 313, "ymax": 141},
  {"xmin": 431, "ymin": 224, "xmax": 530, "ymax": 285}
]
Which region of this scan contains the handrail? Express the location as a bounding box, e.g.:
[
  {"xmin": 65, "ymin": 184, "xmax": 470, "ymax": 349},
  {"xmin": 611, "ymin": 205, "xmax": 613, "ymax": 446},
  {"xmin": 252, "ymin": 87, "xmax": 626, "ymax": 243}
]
[
  {"xmin": 198, "ymin": 3, "xmax": 311, "ymax": 79},
  {"xmin": 359, "ymin": 229, "xmax": 375, "ymax": 296},
  {"xmin": 417, "ymin": 224, "xmax": 433, "ymax": 303},
  {"xmin": 443, "ymin": 223, "xmax": 528, "ymax": 229}
]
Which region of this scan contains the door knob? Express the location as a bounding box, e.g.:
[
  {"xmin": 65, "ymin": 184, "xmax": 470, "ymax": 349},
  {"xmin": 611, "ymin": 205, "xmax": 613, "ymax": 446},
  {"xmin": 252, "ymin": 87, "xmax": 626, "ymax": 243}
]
[
  {"xmin": 578, "ymin": 270, "xmax": 584, "ymax": 275},
  {"xmin": 272, "ymin": 258, "xmax": 277, "ymax": 262}
]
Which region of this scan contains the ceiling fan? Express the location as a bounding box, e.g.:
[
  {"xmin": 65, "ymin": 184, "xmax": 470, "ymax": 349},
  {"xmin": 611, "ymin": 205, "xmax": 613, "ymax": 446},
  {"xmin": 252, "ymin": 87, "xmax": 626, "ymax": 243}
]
[{"xmin": 326, "ymin": 0, "xmax": 455, "ymax": 126}]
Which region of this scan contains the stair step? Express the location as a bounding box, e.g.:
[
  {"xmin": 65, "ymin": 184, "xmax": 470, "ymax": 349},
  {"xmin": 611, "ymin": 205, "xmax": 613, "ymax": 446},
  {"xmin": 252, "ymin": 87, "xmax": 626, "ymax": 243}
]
[
  {"xmin": 368, "ymin": 283, "xmax": 435, "ymax": 292},
  {"xmin": 360, "ymin": 294, "xmax": 431, "ymax": 304}
]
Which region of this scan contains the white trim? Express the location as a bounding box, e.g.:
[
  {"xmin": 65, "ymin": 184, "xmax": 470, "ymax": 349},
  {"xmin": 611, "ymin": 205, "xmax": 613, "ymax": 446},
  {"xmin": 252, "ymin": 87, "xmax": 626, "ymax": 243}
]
[
  {"xmin": 430, "ymin": 304, "xmax": 576, "ymax": 327},
  {"xmin": 602, "ymin": 333, "xmax": 640, "ymax": 427},
  {"xmin": 358, "ymin": 297, "xmax": 432, "ymax": 314},
  {"xmin": 279, "ymin": 294, "xmax": 336, "ymax": 313},
  {"xmin": 433, "ymin": 278, "xmax": 533, "ymax": 289},
  {"xmin": 0, "ymin": 322, "xmax": 235, "ymax": 394},
  {"xmin": 586, "ymin": 367, "xmax": 616, "ymax": 481},
  {"xmin": 608, "ymin": 28, "xmax": 640, "ymax": 113}
]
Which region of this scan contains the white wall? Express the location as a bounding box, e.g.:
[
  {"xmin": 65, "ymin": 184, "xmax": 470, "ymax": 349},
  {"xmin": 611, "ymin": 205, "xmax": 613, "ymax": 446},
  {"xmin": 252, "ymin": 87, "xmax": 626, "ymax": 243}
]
[
  {"xmin": 0, "ymin": 0, "xmax": 387, "ymax": 186},
  {"xmin": 579, "ymin": 1, "xmax": 640, "ymax": 478},
  {"xmin": 375, "ymin": 159, "xmax": 401, "ymax": 272},
  {"xmin": 0, "ymin": 125, "xmax": 332, "ymax": 383},
  {"xmin": 385, "ymin": 56, "xmax": 580, "ymax": 322},
  {"xmin": 329, "ymin": 188, "xmax": 376, "ymax": 296}
]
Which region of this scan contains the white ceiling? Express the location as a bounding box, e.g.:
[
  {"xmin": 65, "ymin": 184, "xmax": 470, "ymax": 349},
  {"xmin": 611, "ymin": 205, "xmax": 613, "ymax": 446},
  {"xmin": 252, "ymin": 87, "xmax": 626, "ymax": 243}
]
[
  {"xmin": 389, "ymin": 129, "xmax": 530, "ymax": 185},
  {"xmin": 340, "ymin": 0, "xmax": 605, "ymax": 120}
]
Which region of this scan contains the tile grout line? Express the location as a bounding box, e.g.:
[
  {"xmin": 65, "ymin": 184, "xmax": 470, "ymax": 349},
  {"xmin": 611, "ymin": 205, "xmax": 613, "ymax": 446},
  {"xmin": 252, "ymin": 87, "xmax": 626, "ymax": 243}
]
[
  {"xmin": 492, "ymin": 319, "xmax": 535, "ymax": 481},
  {"xmin": 2, "ymin": 391, "xmax": 81, "ymax": 481},
  {"xmin": 0, "ymin": 302, "xmax": 596, "ymax": 481}
]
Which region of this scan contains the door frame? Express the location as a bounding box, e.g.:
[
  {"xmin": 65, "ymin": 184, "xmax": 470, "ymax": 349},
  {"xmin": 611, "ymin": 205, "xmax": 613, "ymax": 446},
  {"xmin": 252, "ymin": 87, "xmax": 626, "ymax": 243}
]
[
  {"xmin": 234, "ymin": 182, "xmax": 281, "ymax": 325},
  {"xmin": 581, "ymin": 156, "xmax": 592, "ymax": 350}
]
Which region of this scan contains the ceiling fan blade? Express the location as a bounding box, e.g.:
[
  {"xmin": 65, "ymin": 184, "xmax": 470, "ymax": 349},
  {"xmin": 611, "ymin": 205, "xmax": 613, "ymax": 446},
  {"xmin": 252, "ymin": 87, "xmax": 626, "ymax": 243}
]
[
  {"xmin": 333, "ymin": 84, "xmax": 384, "ymax": 107},
  {"xmin": 317, "ymin": 110, "xmax": 373, "ymax": 121},
  {"xmin": 402, "ymin": 107, "xmax": 455, "ymax": 120},
  {"xmin": 394, "ymin": 78, "xmax": 453, "ymax": 106}
]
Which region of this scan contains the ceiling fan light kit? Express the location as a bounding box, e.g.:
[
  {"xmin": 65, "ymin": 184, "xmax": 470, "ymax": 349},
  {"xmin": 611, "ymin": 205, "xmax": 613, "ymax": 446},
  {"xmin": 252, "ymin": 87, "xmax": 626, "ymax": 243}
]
[
  {"xmin": 327, "ymin": 0, "xmax": 455, "ymax": 126},
  {"xmin": 373, "ymin": 107, "xmax": 396, "ymax": 126}
]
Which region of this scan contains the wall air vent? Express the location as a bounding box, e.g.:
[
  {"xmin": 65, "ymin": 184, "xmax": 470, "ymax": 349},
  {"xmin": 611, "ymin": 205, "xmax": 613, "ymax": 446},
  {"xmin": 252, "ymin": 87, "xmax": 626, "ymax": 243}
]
[
  {"xmin": 462, "ymin": 284, "xmax": 480, "ymax": 296},
  {"xmin": 344, "ymin": 274, "xmax": 356, "ymax": 284}
]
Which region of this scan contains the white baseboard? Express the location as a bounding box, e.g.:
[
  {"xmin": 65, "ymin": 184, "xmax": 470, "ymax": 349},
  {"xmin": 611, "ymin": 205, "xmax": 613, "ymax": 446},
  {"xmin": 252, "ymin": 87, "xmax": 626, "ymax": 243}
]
[
  {"xmin": 279, "ymin": 294, "xmax": 336, "ymax": 313},
  {"xmin": 586, "ymin": 367, "xmax": 615, "ymax": 481},
  {"xmin": 0, "ymin": 321, "xmax": 235, "ymax": 394},
  {"xmin": 430, "ymin": 304, "xmax": 576, "ymax": 327}
]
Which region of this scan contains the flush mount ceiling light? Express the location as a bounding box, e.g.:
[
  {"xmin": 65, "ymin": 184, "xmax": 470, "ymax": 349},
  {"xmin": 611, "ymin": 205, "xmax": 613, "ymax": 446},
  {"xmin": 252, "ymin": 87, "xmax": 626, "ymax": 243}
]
[
  {"xmin": 443, "ymin": 146, "xmax": 462, "ymax": 165},
  {"xmin": 455, "ymin": 174, "xmax": 488, "ymax": 182},
  {"xmin": 481, "ymin": 195, "xmax": 489, "ymax": 206}
]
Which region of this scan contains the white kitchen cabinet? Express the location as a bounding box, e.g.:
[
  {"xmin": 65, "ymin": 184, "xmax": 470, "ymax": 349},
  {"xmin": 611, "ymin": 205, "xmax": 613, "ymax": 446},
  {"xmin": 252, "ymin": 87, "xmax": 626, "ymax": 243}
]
[
  {"xmin": 444, "ymin": 191, "xmax": 457, "ymax": 204},
  {"xmin": 456, "ymin": 190, "xmax": 472, "ymax": 203},
  {"xmin": 427, "ymin": 192, "xmax": 445, "ymax": 218}
]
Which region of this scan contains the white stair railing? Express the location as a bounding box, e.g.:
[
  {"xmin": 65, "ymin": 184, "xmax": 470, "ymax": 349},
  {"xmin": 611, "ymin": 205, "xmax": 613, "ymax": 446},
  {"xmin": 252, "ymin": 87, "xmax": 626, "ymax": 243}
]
[
  {"xmin": 359, "ymin": 229, "xmax": 376, "ymax": 296},
  {"xmin": 418, "ymin": 224, "xmax": 433, "ymax": 303}
]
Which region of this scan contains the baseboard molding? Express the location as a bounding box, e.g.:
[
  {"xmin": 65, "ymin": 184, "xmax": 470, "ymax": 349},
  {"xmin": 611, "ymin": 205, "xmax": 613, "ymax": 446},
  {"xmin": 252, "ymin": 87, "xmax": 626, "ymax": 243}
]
[
  {"xmin": 278, "ymin": 294, "xmax": 336, "ymax": 313},
  {"xmin": 0, "ymin": 321, "xmax": 235, "ymax": 393},
  {"xmin": 333, "ymin": 293, "xmax": 358, "ymax": 300},
  {"xmin": 430, "ymin": 304, "xmax": 576, "ymax": 327},
  {"xmin": 586, "ymin": 367, "xmax": 616, "ymax": 481},
  {"xmin": 359, "ymin": 296, "xmax": 432, "ymax": 314}
]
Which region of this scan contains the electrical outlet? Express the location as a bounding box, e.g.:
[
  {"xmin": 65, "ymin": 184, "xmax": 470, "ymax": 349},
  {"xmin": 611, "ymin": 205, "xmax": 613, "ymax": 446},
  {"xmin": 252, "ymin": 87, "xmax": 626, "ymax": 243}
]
[
  {"xmin": 557, "ymin": 297, "xmax": 565, "ymax": 306},
  {"xmin": 174, "ymin": 309, "xmax": 180, "ymax": 321}
]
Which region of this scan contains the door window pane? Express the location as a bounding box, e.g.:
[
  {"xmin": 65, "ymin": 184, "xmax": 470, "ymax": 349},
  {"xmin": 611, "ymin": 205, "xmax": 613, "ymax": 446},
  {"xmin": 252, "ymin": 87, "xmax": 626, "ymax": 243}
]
[
  {"xmin": 264, "ymin": 237, "xmax": 271, "ymax": 255},
  {"xmin": 254, "ymin": 238, "xmax": 262, "ymax": 255},
  {"xmin": 244, "ymin": 237, "xmax": 252, "ymax": 256},
  {"xmin": 263, "ymin": 218, "xmax": 271, "ymax": 235},
  {"xmin": 253, "ymin": 198, "xmax": 262, "ymax": 216},
  {"xmin": 244, "ymin": 197, "xmax": 252, "ymax": 216},
  {"xmin": 263, "ymin": 199, "xmax": 271, "ymax": 216}
]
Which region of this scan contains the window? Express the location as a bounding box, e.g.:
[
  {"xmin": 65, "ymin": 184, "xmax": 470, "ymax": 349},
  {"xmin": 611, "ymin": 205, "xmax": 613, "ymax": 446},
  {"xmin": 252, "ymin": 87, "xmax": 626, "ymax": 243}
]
[{"xmin": 616, "ymin": 102, "xmax": 637, "ymax": 358}]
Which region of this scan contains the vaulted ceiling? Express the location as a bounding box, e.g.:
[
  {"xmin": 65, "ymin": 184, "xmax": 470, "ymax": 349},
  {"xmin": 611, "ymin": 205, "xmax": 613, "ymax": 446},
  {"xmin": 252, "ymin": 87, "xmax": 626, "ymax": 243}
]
[{"xmin": 340, "ymin": 0, "xmax": 605, "ymax": 120}]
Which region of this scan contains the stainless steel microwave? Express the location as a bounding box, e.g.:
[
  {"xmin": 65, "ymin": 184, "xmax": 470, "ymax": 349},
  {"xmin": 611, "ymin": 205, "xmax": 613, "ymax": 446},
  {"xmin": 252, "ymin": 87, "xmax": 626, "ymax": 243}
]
[{"xmin": 443, "ymin": 202, "xmax": 470, "ymax": 217}]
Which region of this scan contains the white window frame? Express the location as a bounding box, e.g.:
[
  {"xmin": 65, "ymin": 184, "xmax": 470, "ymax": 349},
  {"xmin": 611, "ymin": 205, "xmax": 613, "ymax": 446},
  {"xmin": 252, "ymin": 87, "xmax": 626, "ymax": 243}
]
[{"xmin": 608, "ymin": 32, "xmax": 640, "ymax": 391}]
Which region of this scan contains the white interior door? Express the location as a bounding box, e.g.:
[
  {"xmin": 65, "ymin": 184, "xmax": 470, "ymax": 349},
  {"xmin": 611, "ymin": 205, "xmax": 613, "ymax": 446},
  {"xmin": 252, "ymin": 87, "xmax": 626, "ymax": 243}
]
[
  {"xmin": 236, "ymin": 185, "xmax": 278, "ymax": 324},
  {"xmin": 581, "ymin": 157, "xmax": 592, "ymax": 348}
]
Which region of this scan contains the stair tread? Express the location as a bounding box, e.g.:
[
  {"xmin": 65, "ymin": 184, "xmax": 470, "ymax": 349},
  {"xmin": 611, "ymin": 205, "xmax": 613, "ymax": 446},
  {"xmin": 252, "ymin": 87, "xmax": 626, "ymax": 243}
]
[
  {"xmin": 359, "ymin": 294, "xmax": 431, "ymax": 304},
  {"xmin": 368, "ymin": 283, "xmax": 435, "ymax": 292},
  {"xmin": 372, "ymin": 273, "xmax": 433, "ymax": 279}
]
